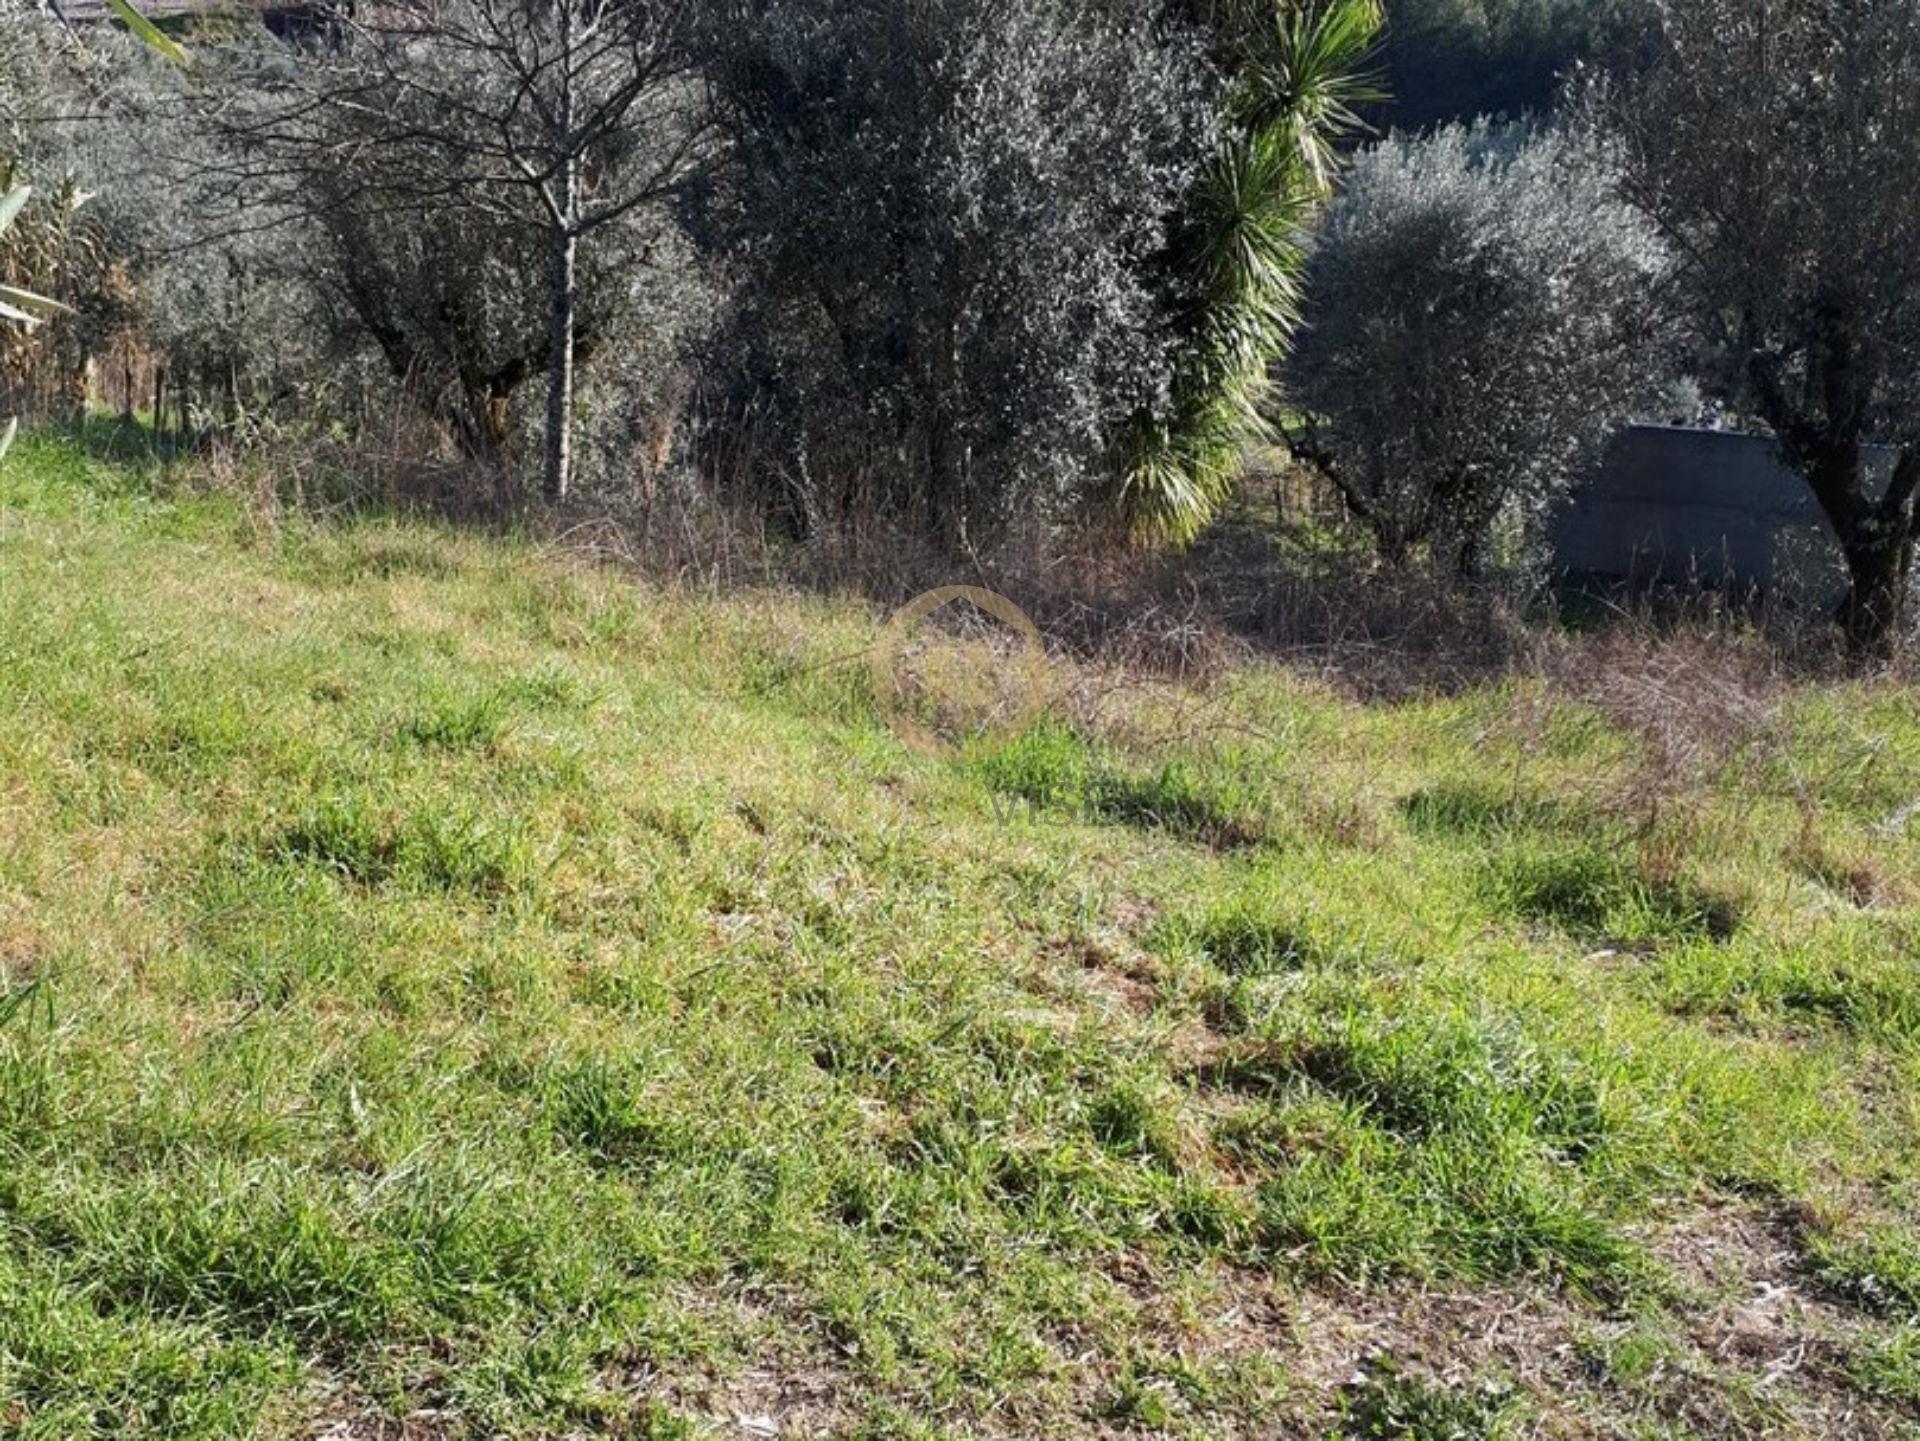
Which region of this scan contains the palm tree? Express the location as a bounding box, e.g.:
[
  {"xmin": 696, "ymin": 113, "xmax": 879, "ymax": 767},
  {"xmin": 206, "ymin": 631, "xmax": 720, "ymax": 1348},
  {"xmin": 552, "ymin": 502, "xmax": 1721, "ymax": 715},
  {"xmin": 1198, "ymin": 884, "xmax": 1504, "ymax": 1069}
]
[{"xmin": 1121, "ymin": 0, "xmax": 1382, "ymax": 543}]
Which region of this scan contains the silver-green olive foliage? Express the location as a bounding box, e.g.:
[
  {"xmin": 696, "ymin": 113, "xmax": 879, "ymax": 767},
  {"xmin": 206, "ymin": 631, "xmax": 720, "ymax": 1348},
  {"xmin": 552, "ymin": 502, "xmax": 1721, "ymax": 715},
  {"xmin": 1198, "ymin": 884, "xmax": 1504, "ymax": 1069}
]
[{"xmin": 1285, "ymin": 122, "xmax": 1672, "ymax": 576}]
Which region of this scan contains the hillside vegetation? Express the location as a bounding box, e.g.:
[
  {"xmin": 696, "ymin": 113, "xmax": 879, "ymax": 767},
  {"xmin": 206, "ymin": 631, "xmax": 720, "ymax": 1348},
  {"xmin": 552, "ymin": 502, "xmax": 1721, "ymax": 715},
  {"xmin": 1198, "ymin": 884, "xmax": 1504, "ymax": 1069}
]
[{"xmin": 1, "ymin": 435, "xmax": 1919, "ymax": 1438}]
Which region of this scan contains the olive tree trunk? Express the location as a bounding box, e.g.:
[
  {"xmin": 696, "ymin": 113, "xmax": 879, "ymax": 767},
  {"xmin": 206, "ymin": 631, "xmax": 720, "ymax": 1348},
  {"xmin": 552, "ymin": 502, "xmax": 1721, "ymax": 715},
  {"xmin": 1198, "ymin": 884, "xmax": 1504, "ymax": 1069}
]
[{"xmin": 1836, "ymin": 450, "xmax": 1918, "ymax": 656}]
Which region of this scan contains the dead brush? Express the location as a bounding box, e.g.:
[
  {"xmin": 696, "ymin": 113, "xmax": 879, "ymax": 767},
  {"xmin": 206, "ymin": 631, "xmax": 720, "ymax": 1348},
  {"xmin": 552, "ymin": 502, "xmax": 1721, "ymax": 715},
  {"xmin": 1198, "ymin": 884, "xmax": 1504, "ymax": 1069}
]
[
  {"xmin": 190, "ymin": 437, "xmax": 284, "ymax": 546},
  {"xmin": 1786, "ymin": 801, "xmax": 1912, "ymax": 909},
  {"xmin": 1173, "ymin": 514, "xmax": 1540, "ymax": 701},
  {"xmin": 1538, "ymin": 621, "xmax": 1792, "ymax": 817},
  {"xmin": 493, "ymin": 425, "xmax": 1913, "ymax": 819},
  {"xmin": 1517, "ymin": 620, "xmax": 1813, "ymax": 930},
  {"xmin": 881, "ymin": 622, "xmax": 1040, "ymax": 751}
]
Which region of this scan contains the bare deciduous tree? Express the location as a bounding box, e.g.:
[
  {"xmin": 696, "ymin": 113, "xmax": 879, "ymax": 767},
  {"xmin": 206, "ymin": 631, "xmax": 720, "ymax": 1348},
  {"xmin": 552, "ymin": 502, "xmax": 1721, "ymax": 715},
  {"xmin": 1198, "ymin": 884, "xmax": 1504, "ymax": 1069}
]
[{"xmin": 219, "ymin": 0, "xmax": 710, "ymax": 498}]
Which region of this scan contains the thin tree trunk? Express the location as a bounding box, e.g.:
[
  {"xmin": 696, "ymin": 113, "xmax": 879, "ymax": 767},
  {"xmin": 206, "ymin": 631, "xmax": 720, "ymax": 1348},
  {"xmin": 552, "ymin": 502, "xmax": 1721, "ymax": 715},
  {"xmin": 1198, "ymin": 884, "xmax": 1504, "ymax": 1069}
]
[
  {"xmin": 542, "ymin": 10, "xmax": 580, "ymax": 505},
  {"xmin": 543, "ymin": 220, "xmax": 578, "ymax": 502}
]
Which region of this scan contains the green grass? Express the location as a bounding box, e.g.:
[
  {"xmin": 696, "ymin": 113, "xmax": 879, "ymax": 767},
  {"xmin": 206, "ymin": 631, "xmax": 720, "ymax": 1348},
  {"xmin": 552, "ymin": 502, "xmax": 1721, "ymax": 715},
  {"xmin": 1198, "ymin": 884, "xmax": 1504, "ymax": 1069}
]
[{"xmin": 2, "ymin": 432, "xmax": 1920, "ymax": 1437}]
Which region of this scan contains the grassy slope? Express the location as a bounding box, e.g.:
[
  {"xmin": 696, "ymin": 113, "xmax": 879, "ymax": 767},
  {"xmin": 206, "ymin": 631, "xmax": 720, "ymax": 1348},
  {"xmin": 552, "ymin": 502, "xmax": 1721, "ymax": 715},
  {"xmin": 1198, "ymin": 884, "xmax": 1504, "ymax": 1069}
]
[{"xmin": 0, "ymin": 433, "xmax": 1918, "ymax": 1439}]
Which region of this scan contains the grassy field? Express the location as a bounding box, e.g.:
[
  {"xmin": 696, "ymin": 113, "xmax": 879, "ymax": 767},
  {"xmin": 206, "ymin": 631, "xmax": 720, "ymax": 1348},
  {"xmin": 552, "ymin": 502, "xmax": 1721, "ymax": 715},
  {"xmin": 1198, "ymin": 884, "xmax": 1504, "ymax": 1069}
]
[{"xmin": 1, "ymin": 432, "xmax": 1918, "ymax": 1439}]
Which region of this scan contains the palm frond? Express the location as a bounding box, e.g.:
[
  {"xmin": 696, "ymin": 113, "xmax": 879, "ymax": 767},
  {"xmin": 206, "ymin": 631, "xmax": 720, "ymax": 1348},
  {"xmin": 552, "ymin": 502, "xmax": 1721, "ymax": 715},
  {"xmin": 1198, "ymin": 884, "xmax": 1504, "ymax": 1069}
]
[
  {"xmin": 0, "ymin": 186, "xmax": 29, "ymax": 235},
  {"xmin": 1120, "ymin": 0, "xmax": 1383, "ymax": 545},
  {"xmin": 1238, "ymin": 0, "xmax": 1385, "ymax": 184},
  {"xmin": 105, "ymin": 0, "xmax": 190, "ymax": 62}
]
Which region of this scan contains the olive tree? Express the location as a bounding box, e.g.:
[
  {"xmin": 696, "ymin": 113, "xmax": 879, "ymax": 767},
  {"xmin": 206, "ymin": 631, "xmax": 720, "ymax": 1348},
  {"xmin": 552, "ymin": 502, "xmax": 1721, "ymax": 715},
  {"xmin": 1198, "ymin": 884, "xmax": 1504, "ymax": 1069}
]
[
  {"xmin": 689, "ymin": 0, "xmax": 1212, "ymax": 545},
  {"xmin": 1590, "ymin": 0, "xmax": 1920, "ymax": 653},
  {"xmin": 1283, "ymin": 122, "xmax": 1671, "ymax": 574}
]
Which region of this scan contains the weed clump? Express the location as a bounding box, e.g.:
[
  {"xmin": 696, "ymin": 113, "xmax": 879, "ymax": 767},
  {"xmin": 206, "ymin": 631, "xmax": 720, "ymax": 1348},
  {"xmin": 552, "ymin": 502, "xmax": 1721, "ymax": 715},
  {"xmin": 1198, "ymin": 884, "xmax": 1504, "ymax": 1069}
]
[
  {"xmin": 270, "ymin": 796, "xmax": 536, "ymax": 897},
  {"xmin": 1486, "ymin": 841, "xmax": 1743, "ymax": 944}
]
